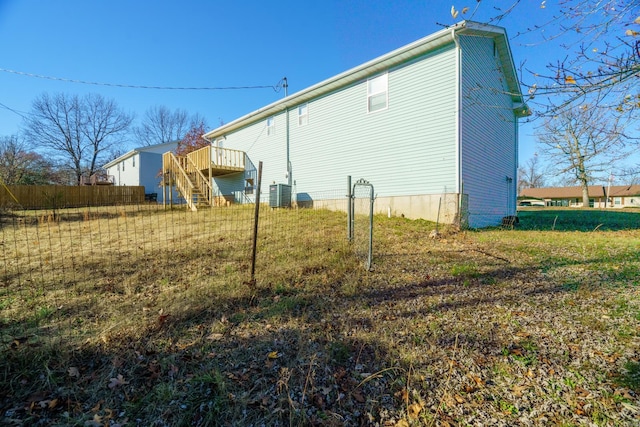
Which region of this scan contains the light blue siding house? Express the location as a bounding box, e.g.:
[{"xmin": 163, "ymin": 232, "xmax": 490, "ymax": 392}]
[
  {"xmin": 104, "ymin": 141, "xmax": 179, "ymax": 202},
  {"xmin": 202, "ymin": 21, "xmax": 528, "ymax": 228}
]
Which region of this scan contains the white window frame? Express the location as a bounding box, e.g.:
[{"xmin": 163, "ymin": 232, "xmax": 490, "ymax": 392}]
[
  {"xmin": 298, "ymin": 104, "xmax": 308, "ymax": 126},
  {"xmin": 367, "ymin": 72, "xmax": 388, "ymax": 113},
  {"xmin": 267, "ymin": 117, "xmax": 275, "ymax": 135}
]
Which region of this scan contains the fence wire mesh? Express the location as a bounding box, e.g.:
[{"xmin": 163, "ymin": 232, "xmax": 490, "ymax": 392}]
[{"xmin": 0, "ymin": 188, "xmax": 350, "ymax": 347}]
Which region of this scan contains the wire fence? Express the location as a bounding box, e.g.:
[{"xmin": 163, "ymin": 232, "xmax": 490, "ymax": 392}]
[
  {"xmin": 351, "ymin": 179, "xmax": 375, "ymax": 270},
  {"xmin": 0, "ymin": 188, "xmax": 353, "ymax": 346}
]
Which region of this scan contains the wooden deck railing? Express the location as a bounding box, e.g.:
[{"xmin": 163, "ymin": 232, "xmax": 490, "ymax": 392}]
[
  {"xmin": 213, "ymin": 146, "xmax": 245, "ymax": 170},
  {"xmin": 186, "ymin": 145, "xmax": 246, "ymax": 172},
  {"xmin": 186, "ymin": 146, "xmax": 210, "ymax": 171}
]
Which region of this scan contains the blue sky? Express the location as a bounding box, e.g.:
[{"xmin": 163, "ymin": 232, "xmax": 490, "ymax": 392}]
[{"xmin": 0, "ymin": 0, "xmax": 582, "ymax": 176}]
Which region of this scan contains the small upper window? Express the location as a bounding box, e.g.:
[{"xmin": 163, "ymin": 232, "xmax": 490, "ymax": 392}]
[
  {"xmin": 298, "ymin": 104, "xmax": 308, "ymax": 126},
  {"xmin": 367, "ymin": 73, "xmax": 388, "ymax": 113},
  {"xmin": 132, "ymin": 156, "xmax": 135, "ymax": 167},
  {"xmin": 267, "ymin": 117, "xmax": 275, "ymax": 135}
]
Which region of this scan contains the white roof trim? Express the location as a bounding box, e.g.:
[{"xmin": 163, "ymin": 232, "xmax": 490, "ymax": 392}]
[
  {"xmin": 204, "ymin": 20, "xmax": 528, "ymax": 140},
  {"xmin": 102, "ymin": 140, "xmax": 179, "ymax": 169}
]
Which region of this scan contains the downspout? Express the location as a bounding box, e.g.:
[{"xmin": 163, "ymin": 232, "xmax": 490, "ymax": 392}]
[
  {"xmin": 514, "ymin": 118, "xmax": 519, "ymax": 215},
  {"xmin": 284, "ymin": 78, "xmax": 292, "ymax": 187},
  {"xmin": 451, "ymin": 28, "xmax": 462, "ymax": 215},
  {"xmin": 286, "ymin": 108, "xmax": 291, "ymax": 186}
]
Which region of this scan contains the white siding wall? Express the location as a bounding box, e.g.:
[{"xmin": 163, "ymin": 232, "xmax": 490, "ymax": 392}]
[
  {"xmin": 223, "ymin": 114, "xmax": 289, "ymax": 189},
  {"xmin": 109, "ymin": 155, "xmax": 140, "ymax": 187},
  {"xmin": 459, "ymin": 35, "xmax": 518, "ymax": 228},
  {"xmin": 224, "ymin": 45, "xmax": 459, "ymax": 202}
]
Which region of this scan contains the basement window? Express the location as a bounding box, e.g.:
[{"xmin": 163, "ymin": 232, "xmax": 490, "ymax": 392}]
[
  {"xmin": 367, "ymin": 73, "xmax": 388, "ymax": 113},
  {"xmin": 298, "ymin": 104, "xmax": 308, "ymax": 126}
]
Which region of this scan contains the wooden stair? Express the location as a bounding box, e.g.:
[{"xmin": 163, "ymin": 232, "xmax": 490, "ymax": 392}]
[{"xmin": 162, "ymin": 146, "xmax": 246, "ymax": 211}]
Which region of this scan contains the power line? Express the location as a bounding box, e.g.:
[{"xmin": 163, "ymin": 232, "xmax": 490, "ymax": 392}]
[
  {"xmin": 0, "ymin": 101, "xmax": 29, "ymax": 119},
  {"xmin": 0, "ymin": 68, "xmax": 284, "ymax": 92}
]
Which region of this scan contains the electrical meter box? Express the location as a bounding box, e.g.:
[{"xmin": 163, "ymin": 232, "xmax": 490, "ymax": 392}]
[{"xmin": 269, "ymin": 184, "xmax": 291, "ymax": 208}]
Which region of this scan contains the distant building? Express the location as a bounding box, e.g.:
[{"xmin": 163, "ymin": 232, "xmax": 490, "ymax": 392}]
[
  {"xmin": 519, "ymin": 185, "xmax": 640, "ymax": 208},
  {"xmin": 103, "ymin": 141, "xmax": 179, "ymax": 202}
]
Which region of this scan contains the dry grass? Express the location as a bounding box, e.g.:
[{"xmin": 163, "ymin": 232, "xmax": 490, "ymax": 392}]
[{"xmin": 1, "ymin": 207, "xmax": 639, "ymax": 426}]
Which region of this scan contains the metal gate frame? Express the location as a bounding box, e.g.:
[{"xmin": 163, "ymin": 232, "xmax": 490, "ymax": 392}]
[{"xmin": 347, "ymin": 176, "xmax": 374, "ymax": 271}]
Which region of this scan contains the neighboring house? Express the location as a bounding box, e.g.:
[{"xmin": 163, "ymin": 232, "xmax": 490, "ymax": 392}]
[
  {"xmin": 170, "ymin": 21, "xmax": 528, "ymax": 227},
  {"xmin": 104, "ymin": 141, "xmax": 179, "ymax": 202},
  {"xmin": 519, "ymin": 185, "xmax": 640, "ymax": 208}
]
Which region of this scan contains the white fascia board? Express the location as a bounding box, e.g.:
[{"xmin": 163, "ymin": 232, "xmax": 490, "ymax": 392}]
[
  {"xmin": 203, "ymin": 20, "xmax": 528, "ymax": 140},
  {"xmin": 103, "ymin": 149, "xmax": 138, "ymax": 169}
]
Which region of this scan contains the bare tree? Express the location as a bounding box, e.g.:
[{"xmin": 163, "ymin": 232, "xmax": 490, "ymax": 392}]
[
  {"xmin": 0, "ymin": 135, "xmax": 30, "ymax": 185},
  {"xmin": 520, "ymin": 0, "xmax": 640, "ymax": 116},
  {"xmin": 451, "ymin": 1, "xmax": 639, "ymax": 116},
  {"xmin": 24, "ymin": 93, "xmax": 132, "ymax": 185},
  {"xmin": 0, "ymin": 134, "xmax": 59, "ymax": 185},
  {"xmin": 133, "ymin": 105, "xmax": 193, "ymax": 146},
  {"xmin": 517, "ymin": 154, "xmax": 545, "ymax": 195},
  {"xmin": 536, "ymin": 99, "xmax": 632, "ymax": 206}
]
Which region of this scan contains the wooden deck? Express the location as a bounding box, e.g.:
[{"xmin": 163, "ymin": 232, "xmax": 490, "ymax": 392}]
[
  {"xmin": 188, "ymin": 145, "xmax": 245, "ymax": 177},
  {"xmin": 162, "ymin": 145, "xmax": 245, "ymax": 211}
]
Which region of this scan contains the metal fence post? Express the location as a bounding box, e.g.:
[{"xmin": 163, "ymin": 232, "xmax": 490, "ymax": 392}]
[
  {"xmin": 250, "ymin": 161, "xmax": 263, "ymax": 283},
  {"xmin": 347, "ymin": 175, "xmax": 353, "ymax": 241}
]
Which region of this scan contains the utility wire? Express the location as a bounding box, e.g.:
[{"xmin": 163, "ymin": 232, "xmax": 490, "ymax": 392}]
[
  {"xmin": 0, "ymin": 101, "xmax": 29, "ymax": 119},
  {"xmin": 0, "ymin": 67, "xmax": 284, "ymax": 92}
]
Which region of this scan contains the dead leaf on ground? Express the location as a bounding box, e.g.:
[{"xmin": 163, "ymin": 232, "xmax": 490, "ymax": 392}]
[
  {"xmin": 352, "ymin": 389, "xmax": 365, "ymax": 403},
  {"xmin": 408, "ymin": 401, "xmax": 423, "ymax": 418},
  {"xmin": 513, "ymin": 384, "xmax": 528, "ymax": 397},
  {"xmin": 108, "ymin": 374, "xmax": 129, "ymax": 389},
  {"xmin": 394, "ymin": 388, "xmax": 409, "ymax": 403},
  {"xmin": 84, "ymin": 413, "xmax": 102, "ymax": 427},
  {"xmin": 467, "ymin": 373, "xmax": 485, "ymax": 387}
]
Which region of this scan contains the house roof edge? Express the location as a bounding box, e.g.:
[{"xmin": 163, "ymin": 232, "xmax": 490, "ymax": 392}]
[{"xmin": 204, "ymin": 21, "xmax": 526, "ymax": 140}]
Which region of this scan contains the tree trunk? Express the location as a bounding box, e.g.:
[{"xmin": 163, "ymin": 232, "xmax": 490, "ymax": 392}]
[{"xmin": 581, "ymin": 184, "xmax": 590, "ymax": 208}]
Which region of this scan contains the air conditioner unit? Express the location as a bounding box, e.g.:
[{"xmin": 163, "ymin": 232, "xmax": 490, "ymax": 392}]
[{"xmin": 269, "ymin": 184, "xmax": 291, "ymax": 208}]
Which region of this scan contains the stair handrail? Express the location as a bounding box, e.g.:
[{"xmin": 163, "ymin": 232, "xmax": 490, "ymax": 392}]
[
  {"xmin": 184, "ymin": 154, "xmax": 213, "ymax": 206},
  {"xmin": 163, "ymin": 152, "xmax": 197, "ymax": 211}
]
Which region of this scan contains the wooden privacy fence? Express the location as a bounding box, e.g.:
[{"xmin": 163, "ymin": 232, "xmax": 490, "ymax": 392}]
[{"xmin": 0, "ymin": 185, "xmax": 145, "ymax": 209}]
